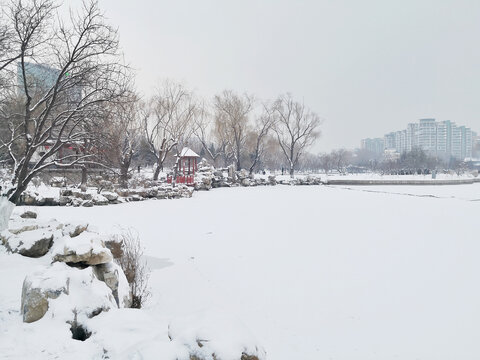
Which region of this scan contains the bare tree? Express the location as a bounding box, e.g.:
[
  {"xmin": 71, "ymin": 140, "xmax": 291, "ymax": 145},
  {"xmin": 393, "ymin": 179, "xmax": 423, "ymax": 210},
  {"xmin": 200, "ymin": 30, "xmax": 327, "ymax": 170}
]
[
  {"xmin": 319, "ymin": 153, "xmax": 334, "ymax": 174},
  {"xmin": 213, "ymin": 90, "xmax": 254, "ymax": 171},
  {"xmin": 331, "ymin": 149, "xmax": 351, "ymax": 174},
  {"xmin": 0, "ymin": 0, "xmax": 128, "ymax": 226},
  {"xmin": 144, "ymin": 81, "xmax": 196, "ymax": 180},
  {"xmin": 247, "ymin": 105, "xmax": 275, "ymax": 174},
  {"xmin": 272, "ymin": 94, "xmax": 321, "ymax": 177},
  {"xmin": 193, "ymin": 102, "xmax": 225, "ymax": 167},
  {"xmin": 102, "ymin": 95, "xmax": 142, "ymax": 188}
]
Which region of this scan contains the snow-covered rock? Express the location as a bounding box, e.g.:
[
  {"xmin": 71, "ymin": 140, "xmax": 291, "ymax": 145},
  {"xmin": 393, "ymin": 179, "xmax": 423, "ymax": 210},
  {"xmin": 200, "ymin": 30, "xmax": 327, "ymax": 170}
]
[
  {"xmin": 92, "ymin": 194, "xmax": 109, "ymax": 206},
  {"xmin": 62, "ymin": 222, "xmax": 89, "ymax": 238},
  {"xmin": 1, "ymin": 218, "xmax": 61, "ymax": 258},
  {"xmin": 82, "ymin": 200, "xmax": 94, "ymax": 207},
  {"xmin": 21, "ymin": 262, "xmax": 117, "ymax": 324},
  {"xmin": 72, "ymin": 191, "xmax": 92, "ymax": 201},
  {"xmin": 52, "ymin": 231, "xmax": 113, "ymax": 266},
  {"xmin": 20, "ymin": 210, "xmax": 37, "ymax": 219},
  {"xmin": 3, "ymin": 228, "xmax": 55, "ymax": 258},
  {"xmin": 241, "ymin": 178, "xmax": 251, "ymax": 187},
  {"xmin": 102, "ymin": 191, "xmax": 119, "ymax": 202},
  {"xmin": 21, "ymin": 262, "xmax": 70, "ymax": 323},
  {"xmin": 168, "ymin": 310, "xmax": 266, "ymax": 360},
  {"xmin": 92, "ymin": 262, "xmax": 131, "ymax": 308}
]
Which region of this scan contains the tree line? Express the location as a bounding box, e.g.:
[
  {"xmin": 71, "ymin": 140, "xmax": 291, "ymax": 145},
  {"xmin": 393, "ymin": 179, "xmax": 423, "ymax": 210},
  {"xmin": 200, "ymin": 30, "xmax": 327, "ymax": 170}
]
[{"xmin": 0, "ymin": 0, "xmax": 322, "ymax": 209}]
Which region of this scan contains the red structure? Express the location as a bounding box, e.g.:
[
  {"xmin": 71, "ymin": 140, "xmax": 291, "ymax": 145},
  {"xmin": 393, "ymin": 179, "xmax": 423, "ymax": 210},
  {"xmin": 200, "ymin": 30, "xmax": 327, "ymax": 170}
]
[{"xmin": 167, "ymin": 147, "xmax": 200, "ymax": 185}]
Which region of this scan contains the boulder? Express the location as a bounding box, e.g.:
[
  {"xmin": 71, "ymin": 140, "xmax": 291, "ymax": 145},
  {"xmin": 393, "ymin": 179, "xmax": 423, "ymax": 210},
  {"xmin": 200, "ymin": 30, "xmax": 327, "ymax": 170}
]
[
  {"xmin": 236, "ymin": 169, "xmax": 250, "ymax": 181},
  {"xmin": 241, "ymin": 178, "xmax": 251, "ymax": 187},
  {"xmin": 72, "ymin": 191, "xmax": 92, "ymax": 201},
  {"xmin": 93, "ymin": 262, "xmax": 132, "ymax": 308},
  {"xmin": 129, "ymin": 195, "xmax": 142, "ymax": 202},
  {"xmin": 102, "ymin": 192, "xmax": 119, "ymax": 202},
  {"xmin": 71, "ymin": 198, "xmax": 82, "ymax": 207},
  {"xmin": 2, "ymin": 222, "xmax": 59, "ymax": 257},
  {"xmin": 21, "ymin": 263, "xmax": 70, "ymax": 323},
  {"xmin": 35, "ymin": 196, "xmax": 46, "ymax": 206},
  {"xmin": 9, "ymin": 223, "xmax": 38, "ymax": 235},
  {"xmin": 62, "ymin": 222, "xmax": 89, "ymax": 238},
  {"xmin": 116, "ymin": 189, "xmax": 130, "ymax": 197},
  {"xmin": 59, "ymin": 196, "xmax": 71, "ymax": 206},
  {"xmin": 52, "ymin": 231, "xmax": 113, "ymax": 266},
  {"xmin": 268, "ymin": 175, "xmax": 277, "ymax": 185},
  {"xmin": 82, "ymin": 200, "xmax": 94, "ymax": 207},
  {"xmin": 60, "ymin": 189, "xmax": 73, "ymax": 197},
  {"xmin": 21, "ymin": 192, "xmax": 37, "ymax": 206},
  {"xmin": 92, "ymin": 194, "xmax": 109, "ymax": 206},
  {"xmin": 20, "ymin": 211, "xmax": 37, "ymax": 219},
  {"xmin": 16, "ymin": 230, "xmax": 54, "ymax": 257},
  {"xmin": 21, "ymin": 262, "xmax": 118, "ymax": 323},
  {"xmin": 43, "ymin": 197, "xmax": 59, "ymax": 206},
  {"xmin": 168, "ymin": 310, "xmax": 266, "ymax": 360}
]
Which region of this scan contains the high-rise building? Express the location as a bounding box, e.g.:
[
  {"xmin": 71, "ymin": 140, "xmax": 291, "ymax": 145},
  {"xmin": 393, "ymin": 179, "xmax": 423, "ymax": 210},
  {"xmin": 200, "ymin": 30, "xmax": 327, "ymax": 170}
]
[
  {"xmin": 436, "ymin": 120, "xmax": 452, "ymax": 161},
  {"xmin": 451, "ymin": 125, "xmax": 463, "ymax": 160},
  {"xmin": 406, "ymin": 123, "xmax": 418, "ymax": 152},
  {"xmin": 418, "ymin": 118, "xmax": 437, "ymax": 155},
  {"xmin": 384, "ymin": 132, "xmax": 396, "ymax": 150},
  {"xmin": 395, "ymin": 130, "xmax": 407, "ymax": 154},
  {"xmin": 360, "ymin": 138, "xmax": 384, "ymax": 156}
]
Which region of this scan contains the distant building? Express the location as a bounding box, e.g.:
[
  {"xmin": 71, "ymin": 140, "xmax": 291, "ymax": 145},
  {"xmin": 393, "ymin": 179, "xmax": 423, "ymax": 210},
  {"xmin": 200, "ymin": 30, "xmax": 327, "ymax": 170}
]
[
  {"xmin": 383, "ymin": 132, "xmax": 396, "ymax": 150},
  {"xmin": 360, "ymin": 138, "xmax": 384, "ymax": 156},
  {"xmin": 17, "ymin": 62, "xmax": 83, "ymax": 165},
  {"xmin": 17, "ymin": 62, "xmax": 58, "ymax": 96},
  {"xmin": 395, "ymin": 130, "xmax": 407, "ymax": 154},
  {"xmin": 436, "ymin": 120, "xmax": 452, "ymax": 161},
  {"xmin": 17, "ymin": 62, "xmax": 81, "ymax": 103},
  {"xmin": 361, "ymin": 118, "xmax": 476, "ymax": 162},
  {"xmin": 418, "ymin": 118, "xmax": 437, "ymax": 156},
  {"xmin": 406, "ymin": 123, "xmax": 418, "ymax": 152}
]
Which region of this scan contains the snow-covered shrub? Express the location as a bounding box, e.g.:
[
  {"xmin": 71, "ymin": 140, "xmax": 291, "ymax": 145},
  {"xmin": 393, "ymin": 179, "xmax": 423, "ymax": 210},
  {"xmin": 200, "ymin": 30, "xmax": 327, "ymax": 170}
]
[{"xmin": 110, "ymin": 230, "xmax": 150, "ymax": 308}]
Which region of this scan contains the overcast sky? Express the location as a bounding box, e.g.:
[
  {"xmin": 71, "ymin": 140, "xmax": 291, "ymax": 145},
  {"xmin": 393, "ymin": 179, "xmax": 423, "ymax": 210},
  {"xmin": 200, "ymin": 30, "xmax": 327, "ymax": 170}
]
[{"xmin": 95, "ymin": 0, "xmax": 480, "ymax": 152}]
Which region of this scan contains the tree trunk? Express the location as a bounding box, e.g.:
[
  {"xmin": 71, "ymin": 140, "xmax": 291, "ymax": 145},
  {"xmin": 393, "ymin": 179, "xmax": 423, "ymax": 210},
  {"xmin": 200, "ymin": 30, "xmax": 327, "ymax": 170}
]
[
  {"xmin": 290, "ymin": 166, "xmax": 294, "ymax": 178},
  {"xmin": 120, "ymin": 164, "xmax": 129, "ymax": 188},
  {"xmin": 80, "ymin": 166, "xmax": 88, "ymax": 192},
  {"xmin": 153, "ymin": 163, "xmax": 161, "ymax": 181},
  {"xmin": 0, "ymin": 197, "xmax": 15, "ymax": 231}
]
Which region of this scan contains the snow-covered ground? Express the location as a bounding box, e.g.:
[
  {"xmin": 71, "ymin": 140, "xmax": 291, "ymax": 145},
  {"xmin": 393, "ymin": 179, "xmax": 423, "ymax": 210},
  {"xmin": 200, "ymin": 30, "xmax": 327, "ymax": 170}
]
[{"xmin": 2, "ymin": 184, "xmax": 480, "ymax": 359}]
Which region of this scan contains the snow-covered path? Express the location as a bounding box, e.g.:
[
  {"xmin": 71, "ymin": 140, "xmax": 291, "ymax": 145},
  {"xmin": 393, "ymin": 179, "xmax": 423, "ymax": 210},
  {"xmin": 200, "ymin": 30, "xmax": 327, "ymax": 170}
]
[{"xmin": 8, "ymin": 184, "xmax": 480, "ymax": 359}]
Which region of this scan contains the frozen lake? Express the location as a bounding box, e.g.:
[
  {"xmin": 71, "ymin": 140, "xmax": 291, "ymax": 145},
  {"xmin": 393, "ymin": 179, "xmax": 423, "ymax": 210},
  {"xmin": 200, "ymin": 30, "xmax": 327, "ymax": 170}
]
[{"xmin": 6, "ymin": 184, "xmax": 480, "ymax": 359}]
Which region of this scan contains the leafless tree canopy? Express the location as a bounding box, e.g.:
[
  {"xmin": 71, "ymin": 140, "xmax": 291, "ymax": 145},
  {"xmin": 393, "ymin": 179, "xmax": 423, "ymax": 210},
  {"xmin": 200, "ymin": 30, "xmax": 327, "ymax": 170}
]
[
  {"xmin": 0, "ymin": 0, "xmax": 129, "ymax": 203},
  {"xmin": 213, "ymin": 90, "xmax": 254, "ymax": 171},
  {"xmin": 143, "ymin": 81, "xmax": 196, "ymax": 180},
  {"xmin": 246, "ymin": 104, "xmax": 275, "ymax": 174},
  {"xmin": 100, "ymin": 94, "xmax": 142, "ymax": 188},
  {"xmin": 272, "ymin": 94, "xmax": 321, "ymax": 177}
]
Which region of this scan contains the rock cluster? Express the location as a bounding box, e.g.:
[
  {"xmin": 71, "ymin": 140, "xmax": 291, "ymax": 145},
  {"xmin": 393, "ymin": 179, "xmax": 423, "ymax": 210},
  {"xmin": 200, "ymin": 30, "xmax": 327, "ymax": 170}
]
[
  {"xmin": 277, "ymin": 175, "xmax": 323, "ymax": 186},
  {"xmin": 18, "ymin": 184, "xmax": 193, "ymax": 207},
  {"xmin": 1, "ymin": 215, "xmax": 60, "ymax": 258},
  {"xmin": 194, "ymin": 159, "xmax": 278, "ymax": 190},
  {"xmin": 1, "ymin": 211, "xmax": 131, "ymax": 324}
]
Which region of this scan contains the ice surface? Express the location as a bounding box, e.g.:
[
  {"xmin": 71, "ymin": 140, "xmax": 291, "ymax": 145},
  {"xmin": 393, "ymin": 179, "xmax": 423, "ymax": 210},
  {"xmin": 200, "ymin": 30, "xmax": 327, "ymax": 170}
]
[{"xmin": 1, "ymin": 184, "xmax": 480, "ymax": 359}]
